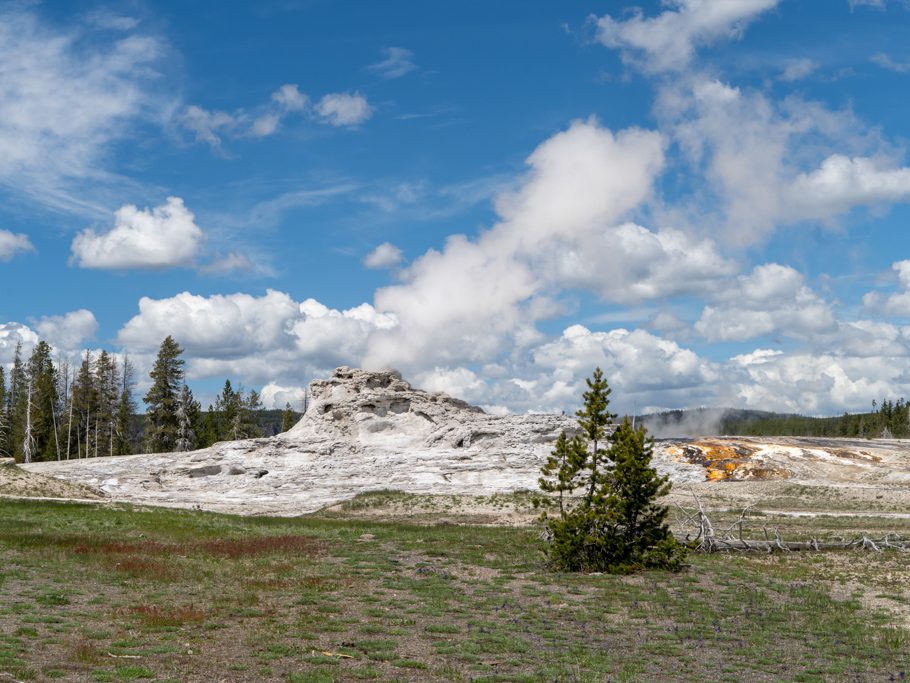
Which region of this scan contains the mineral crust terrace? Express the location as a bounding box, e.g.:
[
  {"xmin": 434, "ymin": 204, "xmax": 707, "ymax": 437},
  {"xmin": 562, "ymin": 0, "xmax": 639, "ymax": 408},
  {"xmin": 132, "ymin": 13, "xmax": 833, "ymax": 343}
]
[{"xmin": 22, "ymin": 367, "xmax": 910, "ymax": 516}]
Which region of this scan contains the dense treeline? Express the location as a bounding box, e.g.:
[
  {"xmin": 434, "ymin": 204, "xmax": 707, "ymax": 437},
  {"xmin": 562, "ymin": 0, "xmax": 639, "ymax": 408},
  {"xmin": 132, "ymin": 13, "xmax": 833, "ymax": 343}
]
[
  {"xmin": 0, "ymin": 340, "xmax": 136, "ymax": 463},
  {"xmin": 0, "ymin": 335, "xmax": 301, "ymax": 463},
  {"xmin": 718, "ymin": 399, "xmax": 910, "ymax": 438},
  {"xmin": 643, "ymin": 402, "xmax": 910, "ymax": 439}
]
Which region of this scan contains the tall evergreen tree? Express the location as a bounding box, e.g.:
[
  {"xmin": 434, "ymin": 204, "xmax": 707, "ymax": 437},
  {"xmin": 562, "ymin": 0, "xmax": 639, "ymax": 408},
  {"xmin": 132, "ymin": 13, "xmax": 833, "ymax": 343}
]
[
  {"xmin": 239, "ymin": 389, "xmax": 263, "ymax": 439},
  {"xmin": 143, "ymin": 336, "xmax": 185, "ymax": 453},
  {"xmin": 71, "ymin": 351, "xmax": 97, "ymax": 458},
  {"xmin": 25, "ymin": 341, "xmax": 59, "ymax": 462},
  {"xmin": 280, "ymin": 402, "xmax": 296, "ymax": 433},
  {"xmin": 175, "ymin": 384, "xmax": 201, "ymax": 452},
  {"xmin": 0, "ymin": 367, "xmax": 7, "ymax": 457},
  {"xmin": 214, "ymin": 380, "xmax": 238, "ymax": 441},
  {"xmin": 575, "ymin": 368, "xmax": 615, "ymax": 501},
  {"xmin": 539, "ymin": 368, "xmax": 685, "ymax": 573},
  {"xmin": 114, "ymin": 356, "xmax": 136, "ymax": 456},
  {"xmin": 199, "ymin": 406, "xmax": 219, "ymax": 448},
  {"xmin": 602, "ymin": 419, "xmax": 680, "ymax": 570},
  {"xmin": 94, "ymin": 351, "xmax": 118, "ymax": 458},
  {"xmin": 8, "ymin": 342, "xmax": 26, "ymax": 461}
]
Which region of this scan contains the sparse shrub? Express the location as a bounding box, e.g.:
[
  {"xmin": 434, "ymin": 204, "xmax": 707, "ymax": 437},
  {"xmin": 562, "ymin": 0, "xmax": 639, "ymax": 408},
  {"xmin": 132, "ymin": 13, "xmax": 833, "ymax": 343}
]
[{"xmin": 539, "ymin": 368, "xmax": 687, "ymax": 573}]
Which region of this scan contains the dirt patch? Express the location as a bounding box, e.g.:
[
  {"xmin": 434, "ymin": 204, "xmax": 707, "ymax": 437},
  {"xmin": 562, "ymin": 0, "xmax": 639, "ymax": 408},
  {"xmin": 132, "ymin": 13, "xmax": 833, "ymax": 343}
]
[{"xmin": 0, "ymin": 462, "xmax": 104, "ymax": 500}]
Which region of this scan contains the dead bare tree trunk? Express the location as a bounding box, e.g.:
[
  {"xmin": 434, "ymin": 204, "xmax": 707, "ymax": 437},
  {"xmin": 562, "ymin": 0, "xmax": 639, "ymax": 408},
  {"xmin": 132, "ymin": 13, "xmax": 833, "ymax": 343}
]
[
  {"xmin": 22, "ymin": 378, "xmax": 33, "ymax": 464},
  {"xmin": 677, "ymin": 490, "xmax": 910, "ymax": 553},
  {"xmin": 51, "ymin": 395, "xmax": 60, "ymax": 461},
  {"xmin": 66, "ymin": 375, "xmax": 73, "ymax": 461}
]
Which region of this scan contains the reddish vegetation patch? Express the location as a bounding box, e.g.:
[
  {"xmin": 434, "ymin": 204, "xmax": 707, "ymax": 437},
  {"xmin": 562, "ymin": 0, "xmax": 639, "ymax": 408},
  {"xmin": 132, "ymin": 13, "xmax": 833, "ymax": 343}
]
[
  {"xmin": 61, "ymin": 533, "xmax": 323, "ymax": 559},
  {"xmin": 104, "ymin": 555, "xmax": 178, "ymax": 581},
  {"xmin": 76, "ymin": 539, "xmax": 171, "ymax": 555}
]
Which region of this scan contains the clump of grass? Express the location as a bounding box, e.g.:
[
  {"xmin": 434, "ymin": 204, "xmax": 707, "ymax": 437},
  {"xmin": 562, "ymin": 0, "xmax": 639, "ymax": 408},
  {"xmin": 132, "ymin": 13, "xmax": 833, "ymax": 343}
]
[
  {"xmin": 71, "ymin": 639, "xmax": 105, "ymax": 665},
  {"xmin": 35, "ymin": 591, "xmax": 70, "ymax": 606},
  {"xmin": 125, "ymin": 604, "xmax": 206, "ymax": 628}
]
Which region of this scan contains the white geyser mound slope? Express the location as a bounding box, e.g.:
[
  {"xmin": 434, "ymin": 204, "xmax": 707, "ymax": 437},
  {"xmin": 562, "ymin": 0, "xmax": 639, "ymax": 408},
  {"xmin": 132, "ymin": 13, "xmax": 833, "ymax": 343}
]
[{"xmin": 25, "ymin": 367, "xmax": 582, "ymax": 515}]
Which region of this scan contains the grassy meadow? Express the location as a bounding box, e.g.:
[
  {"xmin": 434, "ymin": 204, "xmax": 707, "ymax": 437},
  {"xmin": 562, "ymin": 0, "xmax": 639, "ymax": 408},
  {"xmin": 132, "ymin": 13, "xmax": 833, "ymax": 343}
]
[{"xmin": 0, "ymin": 494, "xmax": 908, "ymax": 682}]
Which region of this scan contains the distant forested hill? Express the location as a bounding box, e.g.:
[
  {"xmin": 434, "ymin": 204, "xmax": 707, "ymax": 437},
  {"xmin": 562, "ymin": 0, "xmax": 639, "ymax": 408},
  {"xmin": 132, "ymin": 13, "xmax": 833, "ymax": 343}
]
[{"xmin": 639, "ymin": 400, "xmax": 910, "ymax": 438}]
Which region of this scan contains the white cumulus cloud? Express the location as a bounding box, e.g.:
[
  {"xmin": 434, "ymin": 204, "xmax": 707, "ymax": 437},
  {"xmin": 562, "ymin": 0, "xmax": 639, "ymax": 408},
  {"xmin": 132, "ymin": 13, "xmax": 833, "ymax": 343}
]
[
  {"xmin": 594, "ymin": 0, "xmax": 780, "ymax": 73},
  {"xmin": 260, "ymin": 382, "xmax": 308, "ymax": 411},
  {"xmin": 788, "ymin": 155, "xmax": 910, "ymax": 217},
  {"xmin": 364, "ymin": 119, "xmax": 668, "ymax": 371},
  {"xmin": 0, "ymin": 230, "xmax": 34, "ymax": 261},
  {"xmin": 34, "ymin": 309, "xmax": 98, "ymax": 352},
  {"xmin": 660, "ymin": 77, "xmax": 910, "ymax": 243},
  {"xmin": 180, "ymin": 85, "xmax": 370, "ymax": 149},
  {"xmin": 0, "ymin": 322, "xmax": 39, "ymax": 365},
  {"xmin": 695, "ymin": 263, "xmax": 836, "ymax": 341},
  {"xmin": 364, "ymin": 242, "xmax": 403, "ymax": 269},
  {"xmin": 71, "ymin": 197, "xmax": 204, "ymax": 270},
  {"xmin": 116, "ymin": 290, "xmax": 397, "ymax": 387},
  {"xmin": 315, "ymin": 93, "xmax": 372, "ymax": 127},
  {"xmin": 863, "ymin": 260, "xmax": 910, "ymax": 315}
]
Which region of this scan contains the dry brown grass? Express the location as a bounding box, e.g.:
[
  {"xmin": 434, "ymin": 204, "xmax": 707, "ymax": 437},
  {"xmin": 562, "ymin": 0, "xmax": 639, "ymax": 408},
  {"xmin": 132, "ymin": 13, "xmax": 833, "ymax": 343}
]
[
  {"xmin": 70, "ymin": 639, "xmax": 105, "ymax": 665},
  {"xmin": 125, "ymin": 603, "xmax": 207, "ymax": 628}
]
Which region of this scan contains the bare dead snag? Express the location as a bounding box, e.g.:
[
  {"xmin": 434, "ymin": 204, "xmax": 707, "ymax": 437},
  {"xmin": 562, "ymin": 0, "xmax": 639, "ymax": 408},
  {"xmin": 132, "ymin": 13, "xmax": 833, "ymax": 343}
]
[{"xmin": 679, "ymin": 490, "xmax": 909, "ymax": 553}]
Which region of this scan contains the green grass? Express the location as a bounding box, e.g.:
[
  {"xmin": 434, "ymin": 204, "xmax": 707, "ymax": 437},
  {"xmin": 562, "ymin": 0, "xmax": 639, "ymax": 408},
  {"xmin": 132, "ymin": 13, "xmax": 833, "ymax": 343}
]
[{"xmin": 0, "ymin": 498, "xmax": 907, "ymax": 681}]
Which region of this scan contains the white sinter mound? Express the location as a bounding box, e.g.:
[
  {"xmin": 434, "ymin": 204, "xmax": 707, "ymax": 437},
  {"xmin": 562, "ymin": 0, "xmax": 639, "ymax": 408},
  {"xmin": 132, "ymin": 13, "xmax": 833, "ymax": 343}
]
[
  {"xmin": 23, "ymin": 367, "xmax": 580, "ymax": 515},
  {"xmin": 25, "ymin": 366, "xmax": 910, "ymax": 516}
]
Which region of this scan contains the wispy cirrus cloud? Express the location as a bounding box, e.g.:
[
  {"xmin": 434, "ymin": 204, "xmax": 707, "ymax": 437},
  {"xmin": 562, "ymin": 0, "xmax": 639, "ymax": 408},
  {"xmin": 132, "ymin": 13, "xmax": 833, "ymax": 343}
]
[
  {"xmin": 871, "ymin": 52, "xmax": 910, "ymax": 72},
  {"xmin": 179, "ymin": 85, "xmax": 371, "ymax": 151},
  {"xmin": 0, "ymin": 7, "xmax": 170, "ymax": 216},
  {"xmin": 367, "ymin": 47, "xmax": 417, "ymax": 79}
]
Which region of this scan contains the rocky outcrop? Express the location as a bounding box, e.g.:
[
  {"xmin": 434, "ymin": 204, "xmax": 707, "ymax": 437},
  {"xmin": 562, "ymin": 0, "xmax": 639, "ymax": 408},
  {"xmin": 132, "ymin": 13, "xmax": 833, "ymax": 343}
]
[
  {"xmin": 23, "ymin": 367, "xmax": 580, "ymax": 515},
  {"xmin": 290, "ymin": 366, "xmax": 575, "ymax": 454}
]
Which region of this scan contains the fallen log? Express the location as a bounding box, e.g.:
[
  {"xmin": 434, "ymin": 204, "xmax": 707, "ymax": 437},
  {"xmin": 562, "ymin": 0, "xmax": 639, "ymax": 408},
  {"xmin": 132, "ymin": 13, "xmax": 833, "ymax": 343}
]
[{"xmin": 676, "ymin": 491, "xmax": 910, "ymax": 553}]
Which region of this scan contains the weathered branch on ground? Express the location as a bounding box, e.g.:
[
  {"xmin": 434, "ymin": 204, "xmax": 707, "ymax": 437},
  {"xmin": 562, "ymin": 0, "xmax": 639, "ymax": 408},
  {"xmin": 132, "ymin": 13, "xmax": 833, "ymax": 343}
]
[{"xmin": 676, "ymin": 491, "xmax": 910, "ymax": 553}]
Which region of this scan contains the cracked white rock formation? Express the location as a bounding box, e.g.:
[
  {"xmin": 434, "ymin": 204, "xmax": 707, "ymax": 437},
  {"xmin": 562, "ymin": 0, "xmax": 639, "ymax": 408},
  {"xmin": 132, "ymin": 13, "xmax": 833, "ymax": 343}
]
[{"xmin": 24, "ymin": 367, "xmax": 584, "ymax": 515}]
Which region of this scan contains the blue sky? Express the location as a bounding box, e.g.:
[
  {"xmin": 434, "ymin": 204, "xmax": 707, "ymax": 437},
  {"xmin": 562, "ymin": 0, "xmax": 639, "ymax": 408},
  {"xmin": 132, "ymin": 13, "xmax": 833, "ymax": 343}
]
[{"xmin": 2, "ymin": 0, "xmax": 910, "ymax": 416}]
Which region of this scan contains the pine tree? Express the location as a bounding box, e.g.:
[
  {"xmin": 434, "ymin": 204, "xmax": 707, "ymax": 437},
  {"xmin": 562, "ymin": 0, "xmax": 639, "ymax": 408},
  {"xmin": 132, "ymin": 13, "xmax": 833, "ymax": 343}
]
[
  {"xmin": 538, "ymin": 431, "xmax": 586, "ymax": 515},
  {"xmin": 114, "ymin": 356, "xmax": 136, "ymax": 456},
  {"xmin": 175, "ymin": 384, "xmax": 198, "ymax": 452},
  {"xmin": 71, "ymin": 351, "xmax": 97, "ymax": 458},
  {"xmin": 601, "ymin": 419, "xmax": 682, "ymax": 571},
  {"xmin": 539, "ymin": 368, "xmax": 686, "ymax": 573},
  {"xmin": 214, "ymin": 380, "xmax": 238, "ymax": 441},
  {"xmin": 0, "ymin": 367, "xmax": 8, "ymax": 457},
  {"xmin": 8, "ymin": 342, "xmax": 25, "ymax": 461},
  {"xmin": 143, "ymin": 336, "xmax": 185, "ymax": 453},
  {"xmin": 94, "ymin": 351, "xmax": 118, "ymax": 457},
  {"xmin": 240, "ymin": 389, "xmax": 263, "ymax": 439},
  {"xmin": 199, "ymin": 406, "xmax": 219, "ymax": 448},
  {"xmin": 25, "ymin": 341, "xmax": 59, "ymax": 462},
  {"xmin": 280, "ymin": 402, "xmax": 296, "ymax": 433},
  {"xmin": 575, "ymin": 368, "xmax": 615, "ymax": 502}
]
